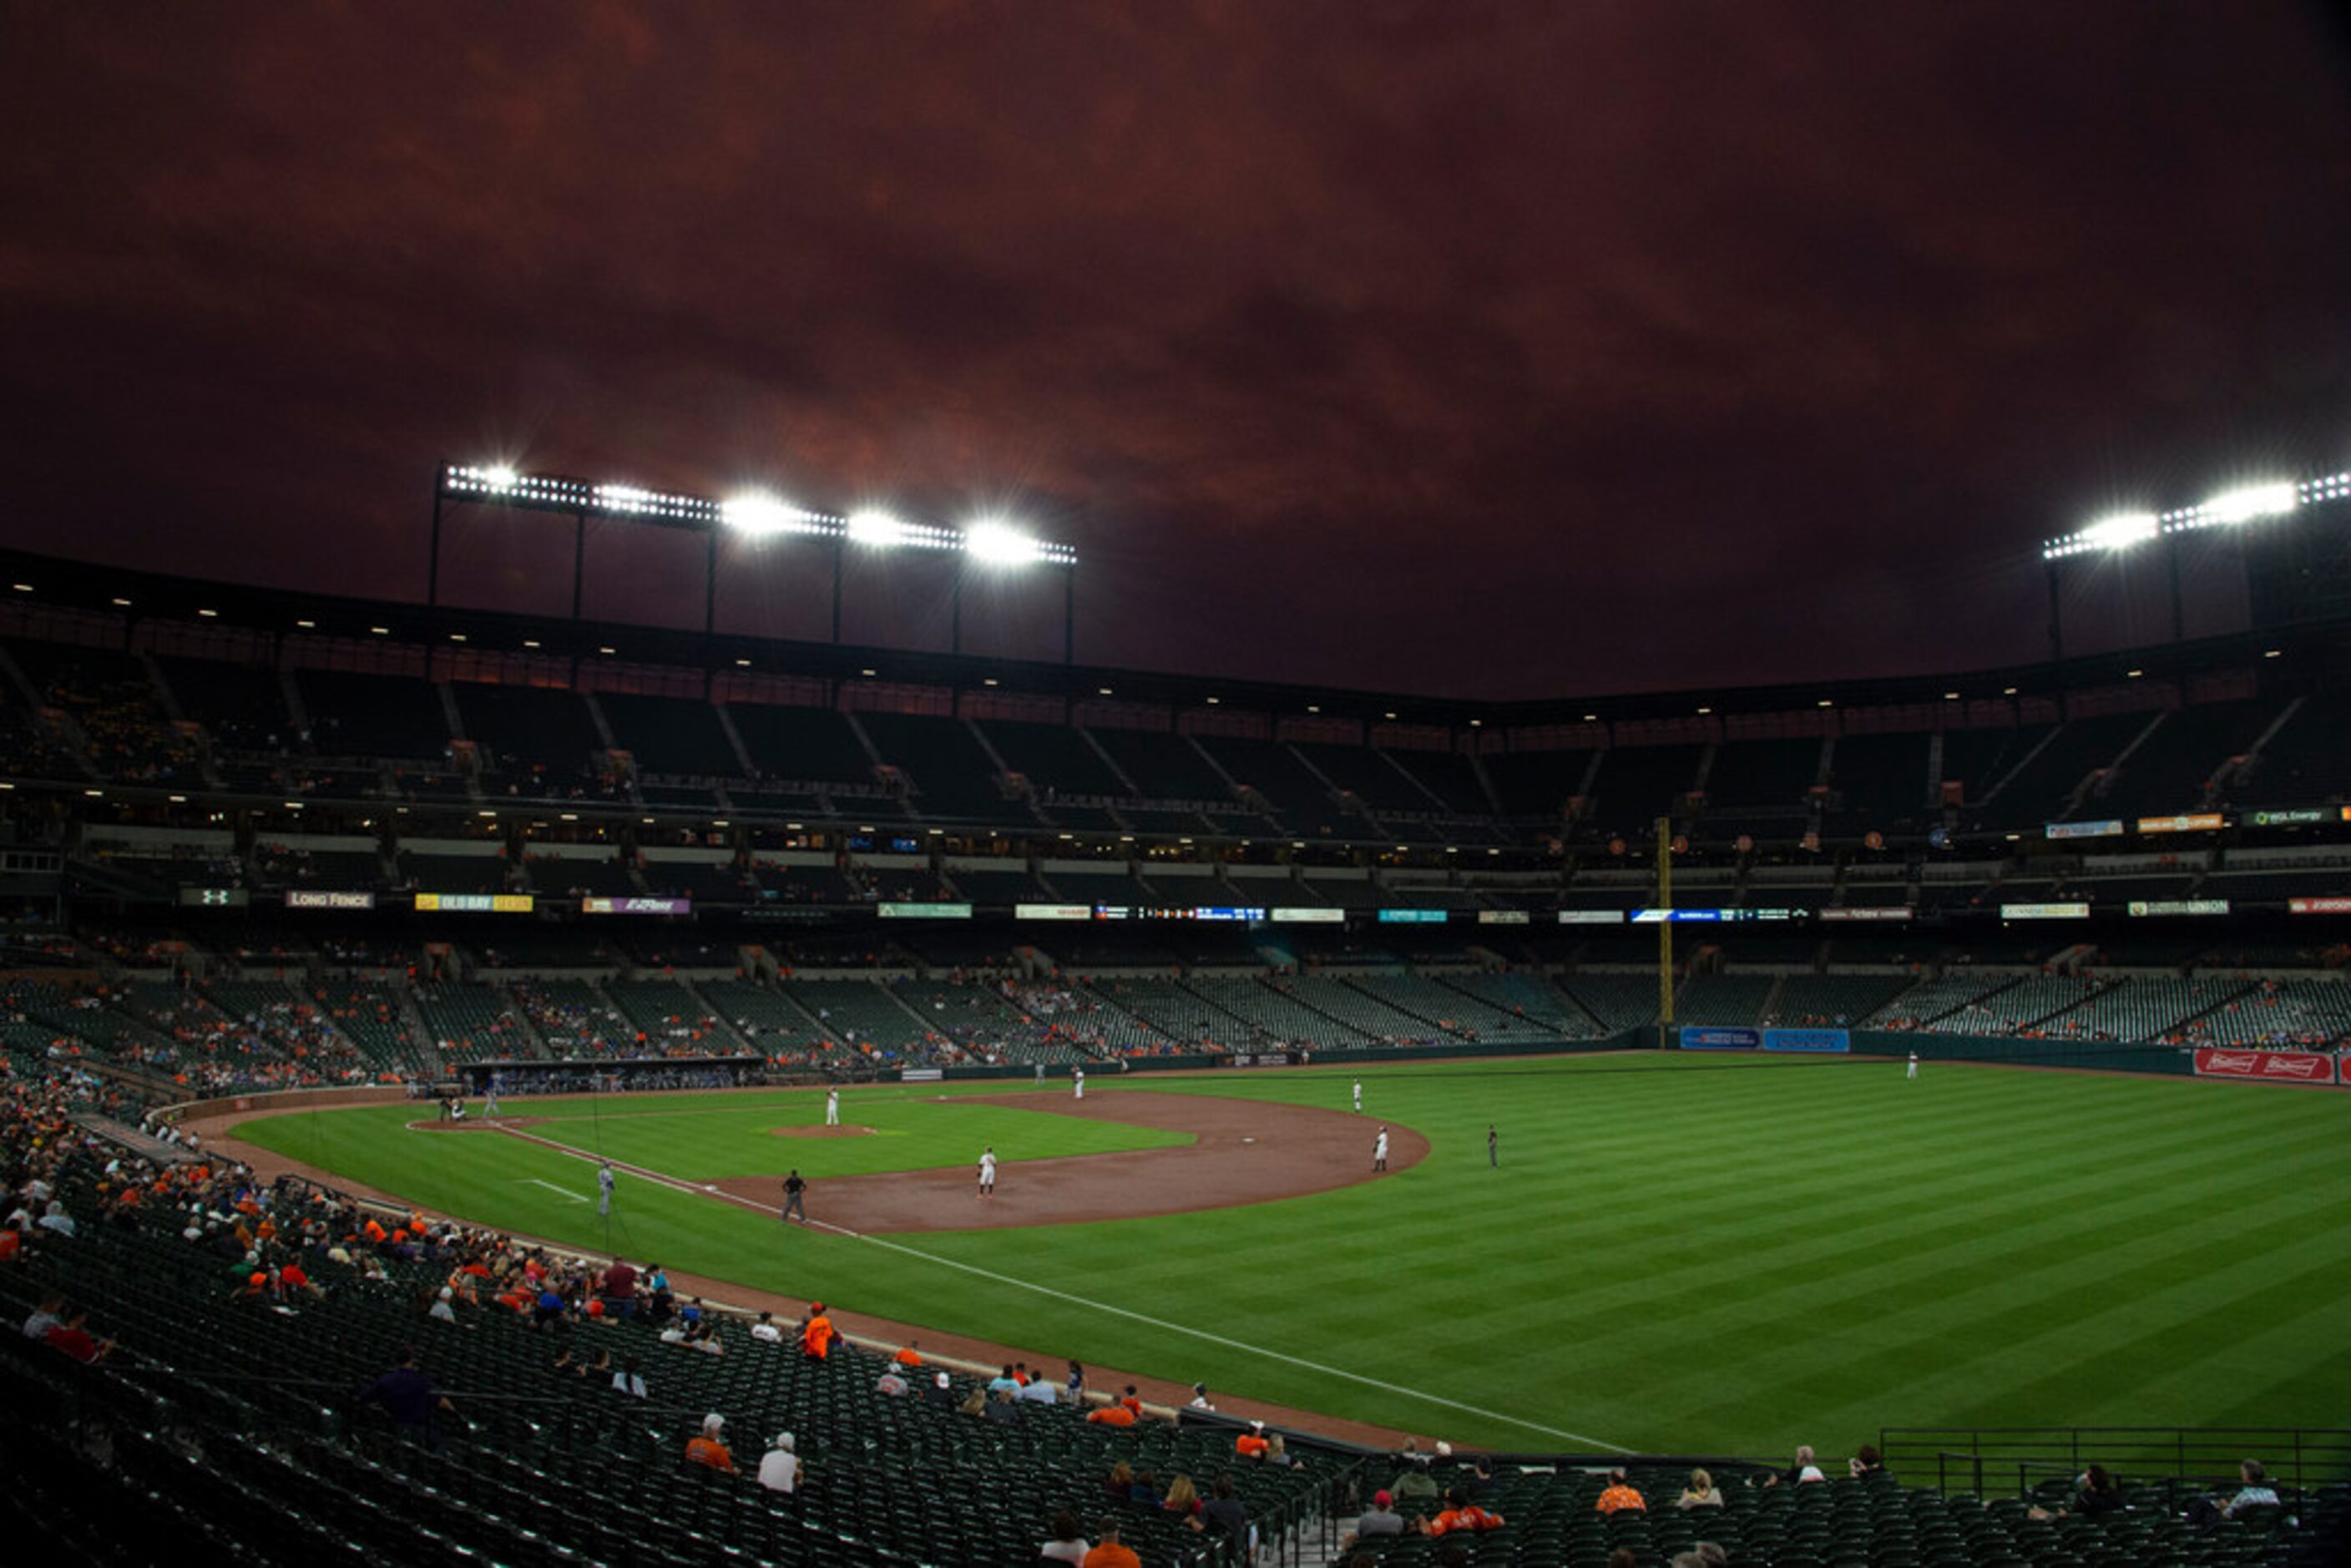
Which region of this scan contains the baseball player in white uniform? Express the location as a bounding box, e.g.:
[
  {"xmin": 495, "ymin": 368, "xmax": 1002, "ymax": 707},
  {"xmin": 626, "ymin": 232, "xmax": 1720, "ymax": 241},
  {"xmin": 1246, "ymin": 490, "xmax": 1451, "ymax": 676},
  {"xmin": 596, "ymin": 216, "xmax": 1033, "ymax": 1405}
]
[
  {"xmin": 826, "ymin": 1088, "xmax": 841, "ymax": 1125},
  {"xmin": 978, "ymin": 1146, "xmax": 998, "ymax": 1197},
  {"xmin": 1373, "ymin": 1125, "xmax": 1389, "ymax": 1172}
]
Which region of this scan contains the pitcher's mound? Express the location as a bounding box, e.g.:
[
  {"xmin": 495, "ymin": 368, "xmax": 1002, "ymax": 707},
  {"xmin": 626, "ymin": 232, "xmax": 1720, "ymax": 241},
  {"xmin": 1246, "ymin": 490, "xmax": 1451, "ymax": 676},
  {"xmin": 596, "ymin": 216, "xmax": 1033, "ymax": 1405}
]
[{"xmin": 771, "ymin": 1125, "xmax": 877, "ymax": 1138}]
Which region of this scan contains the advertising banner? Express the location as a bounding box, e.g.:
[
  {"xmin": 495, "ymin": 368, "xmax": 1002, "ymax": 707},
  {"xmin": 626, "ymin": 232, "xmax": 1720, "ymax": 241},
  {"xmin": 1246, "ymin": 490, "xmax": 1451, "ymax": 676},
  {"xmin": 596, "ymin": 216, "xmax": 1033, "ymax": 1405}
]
[
  {"xmin": 1762, "ymin": 1028, "xmax": 1850, "ymax": 1053},
  {"xmin": 2136, "ymin": 813, "xmax": 2226, "ymax": 835},
  {"xmin": 286, "ymin": 889, "xmax": 377, "ymax": 910},
  {"xmin": 2247, "ymin": 808, "xmax": 2331, "ymax": 827},
  {"xmin": 2126, "ymin": 899, "xmax": 2230, "ymax": 918},
  {"xmin": 1558, "ymin": 910, "xmax": 1627, "ymax": 924},
  {"xmin": 1476, "ymin": 909, "xmax": 1532, "ymax": 925},
  {"xmin": 2045, "ymin": 820, "xmax": 2125, "ymax": 840},
  {"xmin": 581, "ymin": 897, "xmax": 692, "ymax": 915},
  {"xmin": 2000, "ymin": 902, "xmax": 2090, "ymax": 920},
  {"xmin": 2192, "ymin": 1048, "xmax": 2335, "ymax": 1084},
  {"xmin": 177, "ymin": 888, "xmax": 250, "ymax": 908},
  {"xmin": 877, "ymin": 902, "xmax": 972, "ymax": 919},
  {"xmin": 1014, "ymin": 903, "xmax": 1095, "ymax": 922},
  {"xmin": 1376, "ymin": 909, "xmax": 1449, "ymax": 923},
  {"xmin": 2288, "ymin": 898, "xmax": 2351, "ymax": 915},
  {"xmin": 1819, "ymin": 907, "xmax": 1911, "ymax": 922},
  {"xmin": 1633, "ymin": 908, "xmax": 1719, "ymax": 923},
  {"xmin": 1189, "ymin": 907, "xmax": 1266, "ymax": 923},
  {"xmin": 1680, "ymin": 1026, "xmax": 1761, "ymax": 1050},
  {"xmin": 414, "ymin": 893, "xmax": 534, "ymax": 913},
  {"xmin": 1270, "ymin": 908, "xmax": 1346, "ymax": 924}
]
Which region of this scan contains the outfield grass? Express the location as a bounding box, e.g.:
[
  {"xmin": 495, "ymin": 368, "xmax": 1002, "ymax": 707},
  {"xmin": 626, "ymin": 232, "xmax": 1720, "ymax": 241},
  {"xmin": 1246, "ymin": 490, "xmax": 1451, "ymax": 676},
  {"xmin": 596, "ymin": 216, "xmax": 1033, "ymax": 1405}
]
[{"xmin": 236, "ymin": 1054, "xmax": 2351, "ymax": 1458}]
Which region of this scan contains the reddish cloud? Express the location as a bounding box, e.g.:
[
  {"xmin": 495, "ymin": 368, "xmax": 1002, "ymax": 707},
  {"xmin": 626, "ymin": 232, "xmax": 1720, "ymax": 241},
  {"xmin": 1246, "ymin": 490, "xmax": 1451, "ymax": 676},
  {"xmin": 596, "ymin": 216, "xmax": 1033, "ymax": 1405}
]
[{"xmin": 2, "ymin": 3, "xmax": 2347, "ymax": 695}]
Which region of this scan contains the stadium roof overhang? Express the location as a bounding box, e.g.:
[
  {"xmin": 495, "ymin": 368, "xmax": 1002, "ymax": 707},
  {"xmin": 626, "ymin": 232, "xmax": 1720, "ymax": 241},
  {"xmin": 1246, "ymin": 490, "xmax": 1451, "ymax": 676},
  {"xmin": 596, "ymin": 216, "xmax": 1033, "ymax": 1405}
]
[{"xmin": 4, "ymin": 541, "xmax": 2349, "ymax": 731}]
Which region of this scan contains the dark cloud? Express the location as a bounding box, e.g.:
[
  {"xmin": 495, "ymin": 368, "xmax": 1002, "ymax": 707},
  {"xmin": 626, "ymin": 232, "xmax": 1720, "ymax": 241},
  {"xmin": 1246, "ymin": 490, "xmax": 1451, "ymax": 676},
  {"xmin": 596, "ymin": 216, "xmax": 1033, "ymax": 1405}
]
[{"xmin": 3, "ymin": 2, "xmax": 2347, "ymax": 696}]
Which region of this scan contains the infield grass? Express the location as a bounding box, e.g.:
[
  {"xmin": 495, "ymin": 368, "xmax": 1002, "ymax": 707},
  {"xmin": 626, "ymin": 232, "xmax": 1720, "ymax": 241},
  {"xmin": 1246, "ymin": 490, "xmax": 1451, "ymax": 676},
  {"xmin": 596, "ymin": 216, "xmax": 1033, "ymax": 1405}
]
[{"xmin": 236, "ymin": 1054, "xmax": 2351, "ymax": 1457}]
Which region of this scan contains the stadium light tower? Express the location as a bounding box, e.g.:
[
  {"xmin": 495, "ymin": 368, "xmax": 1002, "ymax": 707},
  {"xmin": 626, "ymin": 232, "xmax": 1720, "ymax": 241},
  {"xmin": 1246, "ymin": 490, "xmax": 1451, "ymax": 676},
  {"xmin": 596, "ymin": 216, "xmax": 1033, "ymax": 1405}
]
[
  {"xmin": 2037, "ymin": 468, "xmax": 2344, "ymax": 661},
  {"xmin": 431, "ymin": 461, "xmax": 1079, "ymax": 661}
]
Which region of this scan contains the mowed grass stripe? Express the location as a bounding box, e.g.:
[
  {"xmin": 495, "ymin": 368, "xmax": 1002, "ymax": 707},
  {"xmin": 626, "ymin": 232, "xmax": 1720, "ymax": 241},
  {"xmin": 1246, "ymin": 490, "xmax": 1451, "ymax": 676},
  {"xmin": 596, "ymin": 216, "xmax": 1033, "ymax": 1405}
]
[{"xmin": 237, "ymin": 1054, "xmax": 2351, "ymax": 1455}]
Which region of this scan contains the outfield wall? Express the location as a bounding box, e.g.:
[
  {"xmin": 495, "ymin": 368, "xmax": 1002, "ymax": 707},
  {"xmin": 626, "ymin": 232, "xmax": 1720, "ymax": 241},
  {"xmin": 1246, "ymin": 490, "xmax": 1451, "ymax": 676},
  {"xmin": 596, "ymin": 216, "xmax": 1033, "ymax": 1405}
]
[
  {"xmin": 897, "ymin": 1031, "xmax": 1647, "ymax": 1082},
  {"xmin": 1674, "ymin": 1024, "xmax": 2195, "ymax": 1075}
]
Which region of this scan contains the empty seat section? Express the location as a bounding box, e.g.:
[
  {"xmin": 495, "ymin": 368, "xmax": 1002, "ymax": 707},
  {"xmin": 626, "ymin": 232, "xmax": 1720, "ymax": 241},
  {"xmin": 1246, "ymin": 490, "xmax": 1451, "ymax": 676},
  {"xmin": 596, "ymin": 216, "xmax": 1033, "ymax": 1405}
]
[
  {"xmin": 781, "ymin": 979, "xmax": 922, "ymax": 1054},
  {"xmin": 298, "ymin": 670, "xmax": 453, "ymax": 761},
  {"xmin": 1823, "ymin": 731, "xmax": 1934, "ymax": 834},
  {"xmin": 2246, "ymin": 690, "xmax": 2351, "ymax": 802},
  {"xmin": 1190, "ymin": 735, "xmax": 1352, "ymax": 833},
  {"xmin": 397, "ymin": 852, "xmax": 511, "ymax": 895},
  {"xmin": 855, "ymin": 711, "xmax": 1007, "ymax": 819},
  {"xmin": 1079, "ymin": 977, "xmax": 1229, "ymax": 1048},
  {"xmin": 695, "ymin": 979, "xmax": 839, "ymax": 1058},
  {"xmin": 599, "ymin": 691, "xmax": 744, "ymax": 776},
  {"xmin": 2096, "ymin": 700, "xmax": 2275, "ymax": 818},
  {"xmin": 1768, "ymin": 973, "xmax": 1914, "ymax": 1027},
  {"xmin": 1937, "ymin": 723, "xmax": 2055, "ymax": 812},
  {"xmin": 1484, "ymin": 746, "xmax": 1591, "ymax": 818},
  {"xmin": 1086, "ymin": 726, "xmax": 1228, "ymax": 802},
  {"xmin": 523, "ymin": 852, "xmax": 637, "ymax": 896},
  {"xmin": 726, "ymin": 702, "xmax": 874, "ymax": 786},
  {"xmin": 1703, "ymin": 736, "xmax": 1822, "ymax": 812},
  {"xmin": 1180, "ymin": 975, "xmax": 1370, "ymax": 1046},
  {"xmin": 1587, "ymin": 744, "xmax": 1704, "ymax": 832},
  {"xmin": 1342, "ymin": 973, "xmax": 1565, "ymax": 1043},
  {"xmin": 1387, "ymin": 747, "xmax": 1496, "ymax": 815},
  {"xmin": 978, "ymin": 719, "xmax": 1129, "ymax": 797},
  {"xmin": 1292, "ymin": 742, "xmax": 1431, "ymax": 813},
  {"xmin": 1674, "ymin": 972, "xmax": 1774, "ymax": 1024},
  {"xmin": 1972, "ymin": 711, "xmax": 2151, "ymax": 828},
  {"xmin": 158, "ymin": 655, "xmax": 294, "ymax": 751},
  {"xmin": 1558, "ymin": 973, "xmax": 1660, "ymax": 1030},
  {"xmin": 453, "ymin": 681, "xmax": 604, "ymax": 790}
]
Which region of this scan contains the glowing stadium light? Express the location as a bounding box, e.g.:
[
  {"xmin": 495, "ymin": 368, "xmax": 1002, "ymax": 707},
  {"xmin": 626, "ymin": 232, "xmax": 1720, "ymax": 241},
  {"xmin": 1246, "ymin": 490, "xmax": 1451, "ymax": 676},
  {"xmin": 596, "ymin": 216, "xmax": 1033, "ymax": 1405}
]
[
  {"xmin": 482, "ymin": 464, "xmax": 519, "ymax": 492},
  {"xmin": 963, "ymin": 519, "xmax": 1043, "ymax": 565},
  {"xmin": 847, "ymin": 509, "xmax": 907, "ymax": 547},
  {"xmin": 2202, "ymin": 482, "xmax": 2298, "ymax": 524},
  {"xmin": 594, "ymin": 483, "xmax": 655, "ymax": 514},
  {"xmin": 720, "ymin": 491, "xmax": 812, "ymax": 537},
  {"xmin": 2083, "ymin": 513, "xmax": 2158, "ymax": 549}
]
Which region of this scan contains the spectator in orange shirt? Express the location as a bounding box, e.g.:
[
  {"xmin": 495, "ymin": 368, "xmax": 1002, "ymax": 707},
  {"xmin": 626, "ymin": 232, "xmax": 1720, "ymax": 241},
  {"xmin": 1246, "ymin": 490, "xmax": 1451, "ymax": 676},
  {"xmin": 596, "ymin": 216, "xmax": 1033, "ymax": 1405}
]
[
  {"xmin": 1087, "ymin": 1403, "xmax": 1135, "ymax": 1427},
  {"xmin": 1081, "ymin": 1520, "xmax": 1140, "ymax": 1568},
  {"xmin": 801, "ymin": 1302, "xmax": 834, "ymax": 1359},
  {"xmin": 685, "ymin": 1413, "xmax": 736, "ymax": 1473},
  {"xmin": 1595, "ymin": 1469, "xmax": 1646, "ymax": 1515},
  {"xmin": 1423, "ymin": 1487, "xmax": 1506, "ymax": 1535},
  {"xmin": 892, "ymin": 1340, "xmax": 923, "ymax": 1368},
  {"xmin": 1236, "ymin": 1419, "xmax": 1271, "ymax": 1459}
]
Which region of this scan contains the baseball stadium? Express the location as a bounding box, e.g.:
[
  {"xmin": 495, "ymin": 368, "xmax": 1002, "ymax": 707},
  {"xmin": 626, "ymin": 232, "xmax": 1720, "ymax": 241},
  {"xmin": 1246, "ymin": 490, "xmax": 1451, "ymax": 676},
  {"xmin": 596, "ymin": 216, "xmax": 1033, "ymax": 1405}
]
[
  {"xmin": 9, "ymin": 8, "xmax": 2351, "ymax": 1566},
  {"xmin": 4, "ymin": 456, "xmax": 2351, "ymax": 1567}
]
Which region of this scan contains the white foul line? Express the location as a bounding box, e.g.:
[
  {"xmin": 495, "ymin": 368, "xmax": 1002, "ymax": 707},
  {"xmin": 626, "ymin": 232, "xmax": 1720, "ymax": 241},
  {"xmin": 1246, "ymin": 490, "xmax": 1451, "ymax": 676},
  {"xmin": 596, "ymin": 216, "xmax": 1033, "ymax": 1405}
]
[
  {"xmin": 500, "ymin": 1124, "xmax": 1628, "ymax": 1449},
  {"xmin": 518, "ymin": 1178, "xmax": 589, "ymax": 1203}
]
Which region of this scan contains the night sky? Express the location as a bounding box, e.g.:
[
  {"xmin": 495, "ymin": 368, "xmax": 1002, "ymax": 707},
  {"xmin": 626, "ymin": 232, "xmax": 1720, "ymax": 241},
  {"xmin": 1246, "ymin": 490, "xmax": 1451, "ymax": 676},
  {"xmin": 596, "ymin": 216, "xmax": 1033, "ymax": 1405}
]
[{"xmin": 4, "ymin": 3, "xmax": 2349, "ymax": 699}]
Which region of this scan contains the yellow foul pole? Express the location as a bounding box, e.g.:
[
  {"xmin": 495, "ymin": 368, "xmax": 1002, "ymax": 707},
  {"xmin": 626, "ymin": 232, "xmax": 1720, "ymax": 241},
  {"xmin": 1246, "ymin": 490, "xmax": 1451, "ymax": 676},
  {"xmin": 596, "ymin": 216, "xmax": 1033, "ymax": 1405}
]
[{"xmin": 1656, "ymin": 814, "xmax": 1674, "ymax": 1048}]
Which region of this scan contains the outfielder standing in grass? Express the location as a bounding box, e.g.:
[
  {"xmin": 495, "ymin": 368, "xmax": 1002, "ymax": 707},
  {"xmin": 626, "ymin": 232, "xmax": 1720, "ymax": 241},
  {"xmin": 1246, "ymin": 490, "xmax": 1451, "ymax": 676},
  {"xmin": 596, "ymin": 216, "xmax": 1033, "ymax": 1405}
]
[
  {"xmin": 1489, "ymin": 1124, "xmax": 1499, "ymax": 1167},
  {"xmin": 1352, "ymin": 1079, "xmax": 1363, "ymax": 1114}
]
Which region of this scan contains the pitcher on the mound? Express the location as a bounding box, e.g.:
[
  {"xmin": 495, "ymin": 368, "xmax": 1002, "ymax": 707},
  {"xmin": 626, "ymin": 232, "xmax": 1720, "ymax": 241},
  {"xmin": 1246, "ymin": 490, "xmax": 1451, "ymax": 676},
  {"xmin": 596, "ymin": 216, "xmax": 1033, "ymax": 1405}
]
[
  {"xmin": 1373, "ymin": 1125, "xmax": 1389, "ymax": 1172},
  {"xmin": 978, "ymin": 1146, "xmax": 998, "ymax": 1198}
]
